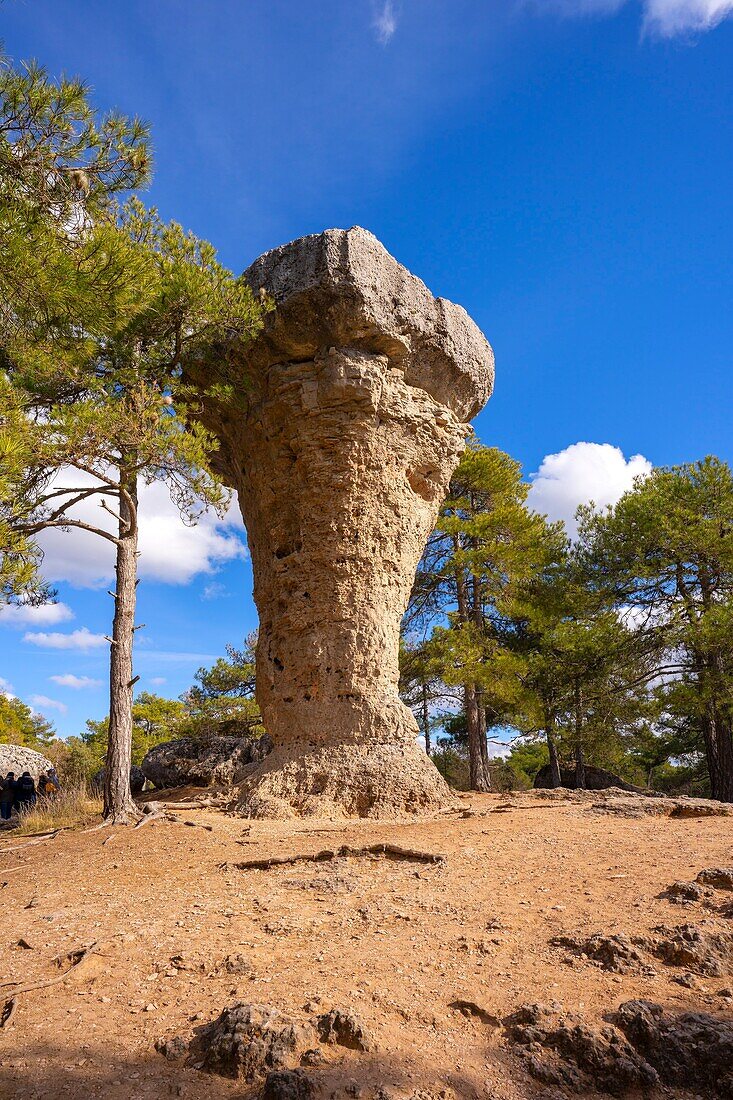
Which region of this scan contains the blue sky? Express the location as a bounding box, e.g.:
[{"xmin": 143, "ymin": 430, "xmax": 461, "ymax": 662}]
[{"xmin": 1, "ymin": 0, "xmax": 731, "ymax": 738}]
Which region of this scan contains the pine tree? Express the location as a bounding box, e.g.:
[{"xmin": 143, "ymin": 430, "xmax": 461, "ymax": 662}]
[
  {"xmin": 405, "ymin": 445, "xmax": 565, "ymax": 791},
  {"xmin": 576, "ymin": 457, "xmax": 733, "ymax": 800},
  {"xmin": 4, "ymin": 203, "xmax": 267, "ymax": 822}
]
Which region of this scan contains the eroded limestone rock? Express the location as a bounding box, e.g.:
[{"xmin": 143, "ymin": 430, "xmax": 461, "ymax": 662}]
[{"xmin": 195, "ymin": 228, "xmax": 493, "ymax": 818}]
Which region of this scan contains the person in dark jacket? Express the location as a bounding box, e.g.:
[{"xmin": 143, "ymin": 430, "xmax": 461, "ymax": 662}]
[
  {"xmin": 0, "ymin": 773, "xmax": 14, "ymax": 820},
  {"xmin": 15, "ymin": 771, "xmax": 36, "ymax": 812}
]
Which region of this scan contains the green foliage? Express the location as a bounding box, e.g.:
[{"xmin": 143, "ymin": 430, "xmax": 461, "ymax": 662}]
[
  {"xmin": 83, "ymin": 692, "xmax": 187, "ymax": 768},
  {"xmin": 504, "ymin": 740, "xmax": 549, "ymax": 787},
  {"xmin": 576, "ymin": 457, "xmax": 733, "ymax": 798},
  {"xmin": 0, "ymin": 693, "xmax": 55, "ymax": 748},
  {"xmin": 183, "ymin": 634, "xmax": 264, "ymax": 736},
  {"xmin": 0, "ymin": 54, "xmax": 150, "ymax": 599},
  {"xmin": 74, "ymin": 643, "xmax": 264, "ymax": 774},
  {"xmin": 404, "ymin": 444, "xmax": 567, "ymax": 788}
]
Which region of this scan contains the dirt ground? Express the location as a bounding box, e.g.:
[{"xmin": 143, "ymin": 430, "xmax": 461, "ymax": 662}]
[{"xmin": 0, "ymin": 788, "xmax": 731, "ymax": 1100}]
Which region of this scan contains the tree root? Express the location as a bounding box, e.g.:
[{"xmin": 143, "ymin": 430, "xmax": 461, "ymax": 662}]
[
  {"xmin": 0, "ymin": 937, "xmax": 117, "ymax": 1029},
  {"xmin": 133, "ymin": 811, "xmax": 164, "ymax": 829},
  {"xmin": 0, "ymin": 830, "xmax": 60, "ymax": 853},
  {"xmin": 228, "ymin": 843, "xmax": 446, "ymax": 872}
]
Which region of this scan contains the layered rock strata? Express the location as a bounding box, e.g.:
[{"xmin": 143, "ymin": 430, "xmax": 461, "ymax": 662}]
[{"xmin": 196, "ymin": 228, "xmax": 494, "ymax": 817}]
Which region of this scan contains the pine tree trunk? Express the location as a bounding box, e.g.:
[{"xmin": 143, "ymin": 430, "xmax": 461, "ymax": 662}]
[
  {"xmin": 466, "ymin": 684, "xmax": 491, "ymax": 792},
  {"xmin": 103, "ymin": 475, "xmax": 139, "ymax": 823},
  {"xmin": 478, "ymin": 699, "xmax": 492, "ymax": 789},
  {"xmin": 573, "ymin": 680, "xmax": 586, "ymax": 789},
  {"xmin": 693, "ymin": 645, "xmax": 733, "ymax": 803},
  {"xmin": 421, "ymin": 682, "xmax": 431, "ymax": 757},
  {"xmin": 546, "ymin": 712, "xmax": 561, "ymax": 788},
  {"xmin": 702, "ymin": 707, "xmax": 733, "ymax": 802}
]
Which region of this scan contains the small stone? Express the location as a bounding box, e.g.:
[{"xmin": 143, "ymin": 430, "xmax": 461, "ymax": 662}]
[
  {"xmin": 317, "ymin": 1008, "xmax": 372, "ymax": 1051},
  {"xmin": 154, "ymin": 1036, "xmax": 187, "ymax": 1061}
]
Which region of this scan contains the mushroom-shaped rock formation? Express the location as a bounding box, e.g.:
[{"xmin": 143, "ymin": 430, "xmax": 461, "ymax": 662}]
[{"xmin": 198, "ymin": 228, "xmax": 494, "ymax": 818}]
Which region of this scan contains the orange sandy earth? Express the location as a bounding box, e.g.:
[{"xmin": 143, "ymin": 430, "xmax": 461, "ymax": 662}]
[{"xmin": 0, "ymin": 790, "xmax": 731, "ymax": 1100}]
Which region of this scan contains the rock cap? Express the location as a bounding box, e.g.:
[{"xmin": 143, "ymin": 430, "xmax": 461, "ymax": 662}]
[{"xmin": 244, "ymin": 226, "xmax": 494, "ymax": 421}]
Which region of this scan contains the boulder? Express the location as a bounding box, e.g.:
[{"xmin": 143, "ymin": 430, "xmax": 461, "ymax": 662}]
[
  {"xmin": 534, "ymin": 764, "xmax": 645, "ymax": 793},
  {"xmin": 0, "ymin": 744, "xmax": 53, "ymax": 782},
  {"xmin": 141, "ymin": 734, "xmax": 272, "ymax": 790},
  {"xmin": 91, "ymin": 764, "xmax": 145, "ymax": 795}
]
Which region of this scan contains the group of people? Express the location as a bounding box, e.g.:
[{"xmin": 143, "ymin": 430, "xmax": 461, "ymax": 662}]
[{"xmin": 0, "ymin": 769, "xmax": 59, "ymax": 820}]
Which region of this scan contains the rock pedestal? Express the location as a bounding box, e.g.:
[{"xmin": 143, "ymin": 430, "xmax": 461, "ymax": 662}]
[{"xmin": 199, "ymin": 228, "xmax": 494, "ymax": 817}]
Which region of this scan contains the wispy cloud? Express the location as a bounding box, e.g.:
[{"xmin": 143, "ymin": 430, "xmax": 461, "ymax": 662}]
[
  {"xmin": 534, "ymin": 0, "xmax": 733, "ymax": 35},
  {"xmin": 373, "ymin": 0, "xmax": 398, "ymax": 43},
  {"xmin": 23, "ymin": 627, "xmax": 107, "ymax": 651},
  {"xmin": 0, "ymin": 602, "xmax": 74, "ymax": 627},
  {"xmin": 29, "ymin": 694, "xmax": 67, "ymax": 714},
  {"xmin": 644, "ymin": 0, "xmax": 733, "ymax": 35},
  {"xmin": 149, "ymin": 676, "xmax": 167, "ymax": 686},
  {"xmin": 50, "ymin": 674, "xmax": 102, "ymax": 690},
  {"xmin": 202, "ymin": 581, "xmax": 228, "ymax": 601}
]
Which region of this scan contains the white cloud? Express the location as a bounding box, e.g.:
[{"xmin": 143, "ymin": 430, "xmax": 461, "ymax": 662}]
[
  {"xmin": 23, "ymin": 627, "xmax": 108, "ymax": 651},
  {"xmin": 33, "ymin": 470, "xmax": 247, "ymax": 588},
  {"xmin": 49, "ymin": 674, "xmax": 102, "ymax": 690},
  {"xmin": 527, "ymin": 441, "xmax": 652, "ymax": 538},
  {"xmin": 373, "ymin": 0, "xmax": 398, "ymax": 42},
  {"xmin": 148, "ymin": 676, "xmax": 167, "ymax": 686},
  {"xmin": 0, "ymin": 676, "xmax": 14, "ymax": 697},
  {"xmin": 644, "ymin": 0, "xmax": 733, "ymax": 35},
  {"xmin": 29, "ymin": 694, "xmax": 67, "ymax": 714},
  {"xmin": 535, "ymin": 0, "xmax": 733, "ymax": 34},
  {"xmin": 0, "ymin": 602, "xmax": 74, "ymax": 627}
]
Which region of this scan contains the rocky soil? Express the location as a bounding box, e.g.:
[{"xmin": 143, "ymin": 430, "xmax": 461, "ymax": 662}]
[{"xmin": 0, "ymin": 787, "xmax": 732, "ymax": 1099}]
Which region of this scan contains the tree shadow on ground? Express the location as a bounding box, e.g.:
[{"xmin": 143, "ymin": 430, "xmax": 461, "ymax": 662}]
[{"xmin": 0, "ymin": 1036, "xmax": 516, "ymax": 1100}]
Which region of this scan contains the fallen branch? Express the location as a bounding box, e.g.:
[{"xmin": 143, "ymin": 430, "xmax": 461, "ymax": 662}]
[{"xmin": 229, "ymin": 843, "xmax": 446, "ymax": 872}]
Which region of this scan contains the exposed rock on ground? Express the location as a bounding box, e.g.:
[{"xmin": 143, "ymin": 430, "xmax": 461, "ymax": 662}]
[
  {"xmin": 261, "ymin": 1068, "xmax": 315, "ymax": 1099},
  {"xmin": 533, "ymin": 765, "xmax": 644, "ymax": 793},
  {"xmin": 192, "ymin": 1002, "xmax": 316, "ymax": 1080},
  {"xmin": 191, "ymin": 227, "xmax": 494, "ymax": 818},
  {"xmin": 549, "ymin": 933, "xmax": 653, "ymax": 974},
  {"xmin": 614, "ymin": 999, "xmax": 733, "ymax": 1095},
  {"xmin": 0, "ymin": 744, "xmax": 52, "ymax": 782},
  {"xmin": 316, "ymin": 1008, "xmax": 372, "ymax": 1051},
  {"xmin": 697, "ymin": 867, "xmax": 733, "ymax": 890},
  {"xmin": 641, "ymin": 923, "xmax": 733, "ymax": 977},
  {"xmin": 141, "ymin": 734, "xmax": 272, "ymax": 790},
  {"xmin": 530, "ymin": 784, "xmax": 733, "ymax": 818},
  {"xmin": 505, "ymin": 999, "xmax": 733, "ymax": 1097},
  {"xmin": 503, "ymin": 1002, "xmax": 658, "ymax": 1093},
  {"xmin": 589, "ymin": 791, "xmax": 733, "ymax": 818},
  {"xmin": 662, "ymin": 880, "xmax": 715, "ymax": 904}
]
